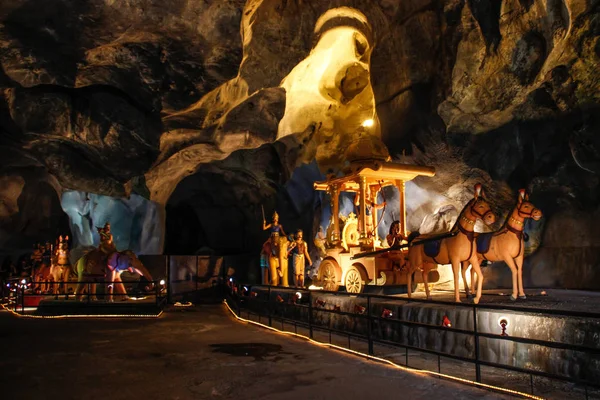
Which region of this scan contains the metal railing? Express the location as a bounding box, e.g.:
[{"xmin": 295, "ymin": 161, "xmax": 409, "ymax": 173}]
[
  {"xmin": 2, "ymin": 278, "xmax": 168, "ymax": 313},
  {"xmin": 225, "ymin": 282, "xmax": 600, "ymax": 399}
]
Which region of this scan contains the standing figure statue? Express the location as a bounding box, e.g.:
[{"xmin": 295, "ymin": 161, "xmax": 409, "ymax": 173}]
[
  {"xmin": 288, "ymin": 229, "xmax": 312, "ymax": 288},
  {"xmin": 261, "ymin": 210, "xmax": 287, "ymax": 286},
  {"xmin": 49, "ymin": 235, "xmax": 72, "ymax": 294}
]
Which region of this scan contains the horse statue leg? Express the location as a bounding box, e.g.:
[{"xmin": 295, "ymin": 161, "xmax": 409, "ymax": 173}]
[
  {"xmin": 469, "ymin": 256, "xmax": 485, "ymax": 304},
  {"xmin": 470, "ymin": 266, "xmax": 477, "ymax": 296},
  {"xmin": 503, "ymin": 256, "xmax": 520, "ymax": 301},
  {"xmin": 406, "ymin": 252, "xmax": 417, "ymax": 299},
  {"xmin": 516, "ymin": 254, "xmax": 526, "ymax": 299},
  {"xmin": 461, "ymin": 261, "xmax": 474, "ymax": 299},
  {"xmin": 106, "ymin": 269, "xmax": 116, "ymax": 302},
  {"xmin": 450, "ymin": 258, "xmax": 462, "ymax": 303},
  {"xmin": 422, "ymin": 263, "xmax": 433, "ymax": 300}
]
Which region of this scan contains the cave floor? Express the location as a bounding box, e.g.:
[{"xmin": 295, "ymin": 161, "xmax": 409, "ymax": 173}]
[{"xmin": 0, "ymin": 304, "xmax": 515, "ymax": 400}]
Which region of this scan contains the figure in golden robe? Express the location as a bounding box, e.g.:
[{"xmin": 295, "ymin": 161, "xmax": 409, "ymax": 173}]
[
  {"xmin": 288, "ymin": 229, "xmax": 312, "ymax": 288},
  {"xmin": 278, "ymin": 235, "xmax": 291, "ymax": 287},
  {"xmin": 267, "ymin": 232, "xmax": 281, "ymax": 286}
]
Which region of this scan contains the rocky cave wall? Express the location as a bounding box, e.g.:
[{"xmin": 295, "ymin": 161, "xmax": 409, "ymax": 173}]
[{"xmin": 1, "ymin": 0, "xmax": 599, "ymax": 288}]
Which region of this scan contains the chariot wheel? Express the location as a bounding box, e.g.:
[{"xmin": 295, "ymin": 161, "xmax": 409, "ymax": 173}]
[
  {"xmin": 342, "ymin": 219, "xmax": 359, "ymax": 250},
  {"xmin": 344, "ymin": 266, "xmax": 363, "ymax": 293},
  {"xmin": 318, "ymin": 259, "xmax": 340, "ymax": 292}
]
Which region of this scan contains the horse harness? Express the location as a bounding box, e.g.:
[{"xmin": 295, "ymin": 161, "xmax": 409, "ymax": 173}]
[
  {"xmin": 480, "ymin": 202, "xmax": 537, "ymax": 261},
  {"xmin": 429, "ymin": 198, "xmax": 491, "ymax": 265}
]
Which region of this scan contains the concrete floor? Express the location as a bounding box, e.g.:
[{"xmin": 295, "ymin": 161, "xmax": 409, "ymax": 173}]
[{"xmin": 0, "ymin": 304, "xmax": 515, "ymax": 400}]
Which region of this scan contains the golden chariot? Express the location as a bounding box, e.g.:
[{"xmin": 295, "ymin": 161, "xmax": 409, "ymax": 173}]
[{"xmin": 313, "ymin": 131, "xmax": 439, "ymax": 293}]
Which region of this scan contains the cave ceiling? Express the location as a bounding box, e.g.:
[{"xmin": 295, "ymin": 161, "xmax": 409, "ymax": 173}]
[{"xmin": 1, "ymin": 0, "xmax": 599, "ymax": 240}]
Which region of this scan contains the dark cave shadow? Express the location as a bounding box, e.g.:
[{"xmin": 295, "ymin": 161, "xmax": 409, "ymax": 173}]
[
  {"xmin": 458, "ymin": 106, "xmax": 600, "ymax": 218},
  {"xmin": 3, "ymin": 0, "xmax": 92, "ymax": 86}
]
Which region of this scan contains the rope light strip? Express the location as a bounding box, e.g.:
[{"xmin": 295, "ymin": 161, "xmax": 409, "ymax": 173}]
[
  {"xmin": 1, "ymin": 303, "xmax": 162, "ymax": 319},
  {"xmin": 223, "ymin": 300, "xmax": 544, "ymax": 400}
]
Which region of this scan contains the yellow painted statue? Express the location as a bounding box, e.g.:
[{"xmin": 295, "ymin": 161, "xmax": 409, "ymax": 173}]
[
  {"xmin": 288, "ymin": 229, "xmax": 312, "ymax": 288},
  {"xmin": 267, "ymin": 232, "xmax": 281, "ymax": 286},
  {"xmin": 261, "ymin": 211, "xmax": 289, "ymax": 286}
]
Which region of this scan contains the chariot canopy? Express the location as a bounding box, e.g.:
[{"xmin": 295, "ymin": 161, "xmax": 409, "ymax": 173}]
[{"xmin": 314, "ymin": 160, "xmax": 435, "ymax": 248}]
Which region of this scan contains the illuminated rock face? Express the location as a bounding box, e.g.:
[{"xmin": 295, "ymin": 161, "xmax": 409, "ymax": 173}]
[
  {"xmin": 61, "ymin": 191, "xmax": 163, "ymax": 256},
  {"xmin": 0, "ymin": 0, "xmax": 599, "ymax": 291},
  {"xmin": 278, "ymin": 7, "xmax": 380, "ymax": 171}
]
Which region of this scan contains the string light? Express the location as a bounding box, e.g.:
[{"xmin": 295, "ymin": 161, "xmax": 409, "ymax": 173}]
[
  {"xmin": 223, "ymin": 300, "xmax": 543, "ymax": 400},
  {"xmin": 1, "ymin": 303, "xmax": 163, "ymax": 319}
]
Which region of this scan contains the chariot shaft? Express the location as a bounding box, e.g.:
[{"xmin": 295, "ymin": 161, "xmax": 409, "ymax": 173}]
[{"xmin": 350, "ymin": 230, "xmax": 459, "ymax": 260}]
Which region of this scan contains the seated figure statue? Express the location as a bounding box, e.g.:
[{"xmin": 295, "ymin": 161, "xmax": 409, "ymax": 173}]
[{"xmin": 98, "ymin": 222, "xmax": 117, "ymax": 255}]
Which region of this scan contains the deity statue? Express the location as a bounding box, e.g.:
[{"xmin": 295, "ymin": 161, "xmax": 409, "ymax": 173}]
[
  {"xmin": 97, "ymin": 222, "xmax": 117, "ymax": 254},
  {"xmin": 264, "ymin": 232, "xmax": 281, "ymax": 286},
  {"xmin": 30, "ymin": 243, "xmax": 43, "ymax": 270},
  {"xmin": 288, "ymin": 229, "xmax": 312, "ymax": 288},
  {"xmin": 313, "ymin": 226, "xmax": 327, "ymax": 257},
  {"xmin": 262, "ymin": 211, "xmax": 286, "ymax": 239},
  {"xmin": 354, "ymin": 191, "xmax": 386, "ymax": 238},
  {"xmin": 261, "ymin": 211, "xmax": 288, "ymax": 286},
  {"xmin": 56, "ymin": 236, "xmax": 70, "ymax": 267}
]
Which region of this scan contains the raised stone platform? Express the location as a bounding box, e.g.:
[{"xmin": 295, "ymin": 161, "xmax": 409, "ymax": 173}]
[
  {"xmin": 239, "ymin": 286, "xmax": 600, "ymax": 386},
  {"xmin": 33, "ymin": 297, "xmax": 163, "ymax": 317}
]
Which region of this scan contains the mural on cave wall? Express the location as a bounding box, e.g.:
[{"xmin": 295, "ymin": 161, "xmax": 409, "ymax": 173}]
[
  {"xmin": 61, "ymin": 191, "xmax": 163, "ymax": 257},
  {"xmin": 0, "ymin": 0, "xmax": 598, "ymax": 289}
]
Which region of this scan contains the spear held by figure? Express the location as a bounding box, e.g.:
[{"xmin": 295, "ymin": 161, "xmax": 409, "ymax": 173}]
[{"xmin": 261, "ymin": 204, "xmax": 266, "ymax": 225}]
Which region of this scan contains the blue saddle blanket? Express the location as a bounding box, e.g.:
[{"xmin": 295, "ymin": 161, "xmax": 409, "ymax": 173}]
[
  {"xmin": 476, "ymin": 233, "xmax": 494, "ymax": 254},
  {"xmin": 423, "ymin": 240, "xmax": 442, "ymax": 258}
]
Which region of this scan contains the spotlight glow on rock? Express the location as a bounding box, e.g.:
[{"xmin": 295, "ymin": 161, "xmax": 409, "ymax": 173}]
[{"xmin": 362, "ymin": 119, "xmax": 374, "ymax": 127}]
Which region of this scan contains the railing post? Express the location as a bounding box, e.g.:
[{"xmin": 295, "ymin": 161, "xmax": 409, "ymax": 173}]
[
  {"xmin": 530, "ymin": 374, "xmax": 534, "ymax": 395},
  {"xmin": 268, "ymin": 286, "xmax": 272, "ymax": 327},
  {"xmin": 308, "ymin": 290, "xmax": 314, "ymax": 339},
  {"xmin": 21, "ymin": 284, "xmax": 25, "ymax": 314},
  {"xmin": 155, "ymin": 280, "xmax": 159, "ymax": 306},
  {"xmin": 236, "ymin": 284, "xmax": 241, "ymax": 317},
  {"xmin": 367, "ymin": 296, "xmax": 373, "ymax": 355},
  {"xmin": 87, "ymin": 283, "xmax": 91, "ymax": 304},
  {"xmin": 473, "ymin": 305, "xmax": 481, "ymax": 383}
]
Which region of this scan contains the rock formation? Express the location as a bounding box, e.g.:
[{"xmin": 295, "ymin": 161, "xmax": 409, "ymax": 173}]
[{"xmin": 0, "ymin": 0, "xmax": 598, "ymax": 288}]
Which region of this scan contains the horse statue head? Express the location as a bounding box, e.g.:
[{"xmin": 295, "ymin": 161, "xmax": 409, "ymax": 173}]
[
  {"xmin": 463, "ymin": 183, "xmax": 496, "ymax": 226},
  {"xmin": 516, "ymin": 189, "xmax": 543, "ymax": 221}
]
